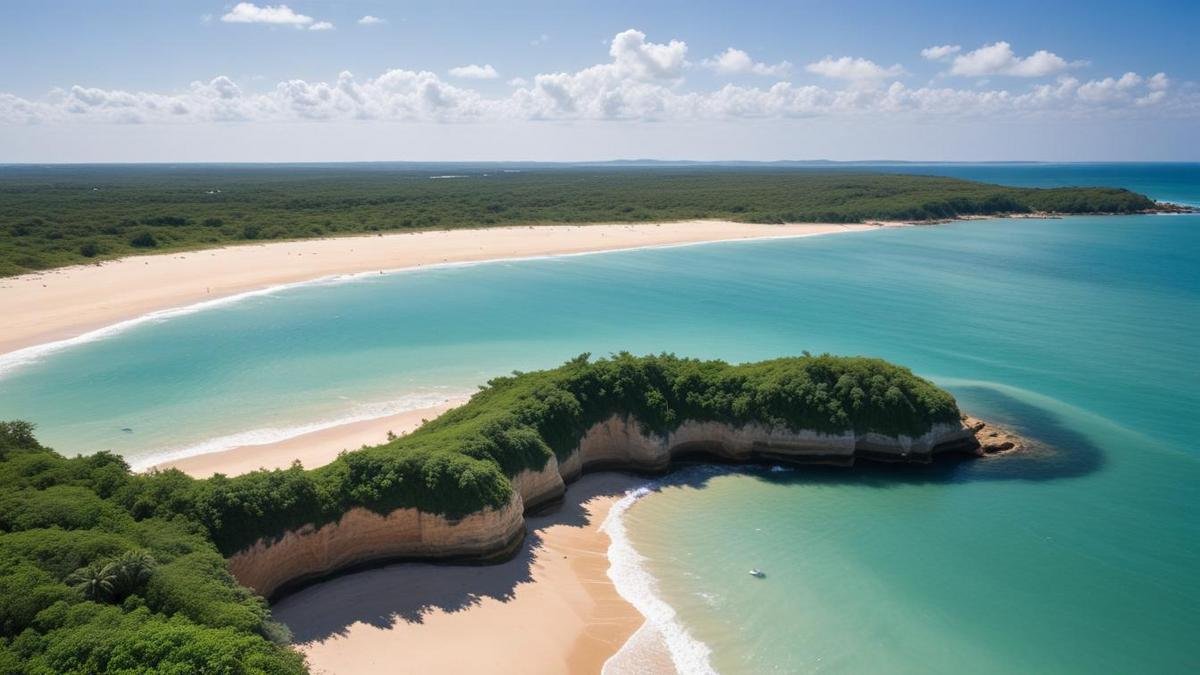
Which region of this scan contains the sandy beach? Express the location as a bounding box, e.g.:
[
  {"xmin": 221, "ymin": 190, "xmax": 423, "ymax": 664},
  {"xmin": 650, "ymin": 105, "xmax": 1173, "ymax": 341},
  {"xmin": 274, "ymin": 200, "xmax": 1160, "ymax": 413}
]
[
  {"xmin": 1, "ymin": 219, "xmax": 890, "ymax": 674},
  {"xmin": 0, "ymin": 220, "xmax": 879, "ymax": 357},
  {"xmin": 155, "ymin": 397, "xmax": 469, "ymax": 477},
  {"xmin": 271, "ymin": 472, "xmax": 659, "ymax": 675}
]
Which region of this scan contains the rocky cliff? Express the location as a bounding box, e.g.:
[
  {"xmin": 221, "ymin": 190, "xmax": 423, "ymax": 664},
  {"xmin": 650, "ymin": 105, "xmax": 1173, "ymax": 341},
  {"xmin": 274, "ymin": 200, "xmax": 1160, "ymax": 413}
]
[{"xmin": 230, "ymin": 414, "xmax": 1015, "ymax": 599}]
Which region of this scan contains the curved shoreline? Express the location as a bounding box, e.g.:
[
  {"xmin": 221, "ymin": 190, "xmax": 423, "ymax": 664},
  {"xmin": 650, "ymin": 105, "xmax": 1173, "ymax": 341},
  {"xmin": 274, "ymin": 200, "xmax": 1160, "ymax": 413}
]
[
  {"xmin": 145, "ymin": 395, "xmax": 471, "ymax": 475},
  {"xmin": 233, "ymin": 413, "xmax": 1020, "ymax": 600},
  {"xmin": 0, "ymin": 220, "xmax": 889, "ymax": 369},
  {"xmin": 260, "ymin": 414, "xmax": 1022, "ymax": 674},
  {"xmin": 273, "ymin": 472, "xmax": 651, "ymax": 675}
]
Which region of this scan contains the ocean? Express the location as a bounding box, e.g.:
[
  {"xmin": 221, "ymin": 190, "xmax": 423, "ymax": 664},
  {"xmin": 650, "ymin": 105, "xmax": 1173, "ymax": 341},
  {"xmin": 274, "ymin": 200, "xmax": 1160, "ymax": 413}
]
[{"xmin": 0, "ymin": 163, "xmax": 1196, "ymax": 672}]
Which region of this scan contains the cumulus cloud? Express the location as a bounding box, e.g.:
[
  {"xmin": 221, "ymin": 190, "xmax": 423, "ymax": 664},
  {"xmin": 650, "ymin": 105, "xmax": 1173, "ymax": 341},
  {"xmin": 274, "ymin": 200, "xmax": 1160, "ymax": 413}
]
[
  {"xmin": 921, "ymin": 44, "xmax": 961, "ymax": 61},
  {"xmin": 605, "ymin": 29, "xmax": 688, "ymax": 80},
  {"xmin": 950, "ymin": 41, "xmax": 1074, "ymax": 77},
  {"xmin": 221, "ymin": 3, "xmax": 313, "ymax": 26},
  {"xmin": 357, "ymin": 15, "xmax": 385, "ymax": 25},
  {"xmin": 308, "ymin": 21, "xmax": 334, "ymax": 31},
  {"xmin": 805, "ymin": 56, "xmax": 905, "ymax": 83},
  {"xmin": 449, "ymin": 64, "xmax": 499, "ymax": 79},
  {"xmin": 0, "ymin": 30, "xmax": 1190, "ymax": 126},
  {"xmin": 703, "ymin": 48, "xmax": 791, "ymax": 77}
]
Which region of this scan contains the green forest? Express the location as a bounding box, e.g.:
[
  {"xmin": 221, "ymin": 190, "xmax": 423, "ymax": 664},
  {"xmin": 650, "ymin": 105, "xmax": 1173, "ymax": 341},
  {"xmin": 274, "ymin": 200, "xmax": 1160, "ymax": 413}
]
[
  {"xmin": 0, "ymin": 165, "xmax": 1159, "ymax": 276},
  {"xmin": 0, "ymin": 352, "xmax": 960, "ymax": 673}
]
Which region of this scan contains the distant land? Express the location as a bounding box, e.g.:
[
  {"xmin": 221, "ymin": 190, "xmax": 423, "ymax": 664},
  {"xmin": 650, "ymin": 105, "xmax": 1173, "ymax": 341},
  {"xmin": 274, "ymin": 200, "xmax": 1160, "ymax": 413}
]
[{"xmin": 0, "ymin": 166, "xmax": 1177, "ymax": 277}]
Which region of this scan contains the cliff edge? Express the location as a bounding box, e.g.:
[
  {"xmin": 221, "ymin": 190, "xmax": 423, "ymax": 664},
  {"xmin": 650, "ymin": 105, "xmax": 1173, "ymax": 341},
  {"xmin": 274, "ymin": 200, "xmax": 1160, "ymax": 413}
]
[{"xmin": 231, "ymin": 413, "xmax": 1022, "ymax": 599}]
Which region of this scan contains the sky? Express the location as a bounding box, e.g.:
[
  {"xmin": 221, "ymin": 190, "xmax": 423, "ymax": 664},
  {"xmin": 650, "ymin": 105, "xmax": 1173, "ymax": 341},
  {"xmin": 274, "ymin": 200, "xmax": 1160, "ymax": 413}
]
[{"xmin": 1, "ymin": 0, "xmax": 1197, "ymax": 162}]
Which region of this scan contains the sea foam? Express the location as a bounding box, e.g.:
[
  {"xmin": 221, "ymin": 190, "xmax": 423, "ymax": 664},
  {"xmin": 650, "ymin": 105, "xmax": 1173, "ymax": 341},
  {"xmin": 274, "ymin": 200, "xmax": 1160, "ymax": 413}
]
[
  {"xmin": 0, "ymin": 228, "xmax": 863, "ymax": 380},
  {"xmin": 601, "ymin": 485, "xmax": 718, "ymax": 675},
  {"xmin": 129, "ymin": 390, "xmax": 468, "ymax": 471}
]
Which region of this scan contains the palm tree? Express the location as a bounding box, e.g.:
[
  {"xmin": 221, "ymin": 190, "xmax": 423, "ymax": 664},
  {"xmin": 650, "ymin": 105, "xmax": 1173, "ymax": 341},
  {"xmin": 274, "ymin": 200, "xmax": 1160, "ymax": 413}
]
[
  {"xmin": 67, "ymin": 550, "xmax": 156, "ymax": 603},
  {"xmin": 67, "ymin": 563, "xmax": 117, "ymax": 602},
  {"xmin": 104, "ymin": 550, "xmax": 156, "ymax": 598}
]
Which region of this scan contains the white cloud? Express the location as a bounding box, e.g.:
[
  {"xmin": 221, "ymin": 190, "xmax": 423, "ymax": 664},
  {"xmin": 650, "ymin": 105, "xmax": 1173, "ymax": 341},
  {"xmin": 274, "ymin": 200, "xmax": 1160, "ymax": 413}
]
[
  {"xmin": 805, "ymin": 56, "xmax": 905, "ymax": 83},
  {"xmin": 357, "ymin": 15, "xmax": 385, "ymax": 25},
  {"xmin": 703, "ymin": 48, "xmax": 791, "ymax": 77},
  {"xmin": 308, "ymin": 21, "xmax": 334, "ymax": 31},
  {"xmin": 606, "ymin": 29, "xmax": 688, "ymax": 80},
  {"xmin": 221, "ymin": 3, "xmax": 313, "ymax": 26},
  {"xmin": 449, "ymin": 64, "xmax": 499, "ymax": 79},
  {"xmin": 950, "ymin": 41, "xmax": 1073, "ymax": 77},
  {"xmin": 0, "ymin": 29, "xmax": 1190, "ymax": 127},
  {"xmin": 920, "ymin": 44, "xmax": 961, "ymax": 61}
]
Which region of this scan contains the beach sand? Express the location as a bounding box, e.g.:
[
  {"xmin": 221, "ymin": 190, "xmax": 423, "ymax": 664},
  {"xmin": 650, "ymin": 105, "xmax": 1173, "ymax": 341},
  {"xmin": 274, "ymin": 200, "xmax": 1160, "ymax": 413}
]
[
  {"xmin": 2, "ymin": 219, "xmax": 898, "ymax": 673},
  {"xmin": 0, "ymin": 220, "xmax": 879, "ymax": 357},
  {"xmin": 271, "ymin": 472, "xmax": 661, "ymax": 675},
  {"xmin": 155, "ymin": 397, "xmax": 469, "ymax": 477}
]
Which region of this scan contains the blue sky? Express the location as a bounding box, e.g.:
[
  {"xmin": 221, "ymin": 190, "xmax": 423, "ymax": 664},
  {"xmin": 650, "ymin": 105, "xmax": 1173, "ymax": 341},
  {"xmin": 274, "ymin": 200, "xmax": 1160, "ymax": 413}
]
[{"xmin": 1, "ymin": 0, "xmax": 1197, "ymax": 162}]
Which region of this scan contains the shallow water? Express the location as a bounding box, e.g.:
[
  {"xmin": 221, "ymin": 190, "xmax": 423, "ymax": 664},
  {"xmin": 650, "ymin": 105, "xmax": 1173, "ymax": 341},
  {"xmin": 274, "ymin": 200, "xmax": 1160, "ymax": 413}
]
[{"xmin": 1, "ymin": 164, "xmax": 1197, "ymax": 672}]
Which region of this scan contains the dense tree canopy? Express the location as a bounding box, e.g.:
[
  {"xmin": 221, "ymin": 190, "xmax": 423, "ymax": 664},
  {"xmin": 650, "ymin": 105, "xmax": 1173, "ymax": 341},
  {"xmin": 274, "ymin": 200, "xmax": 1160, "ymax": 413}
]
[
  {"xmin": 0, "ymin": 165, "xmax": 1159, "ymax": 275},
  {"xmin": 0, "ymin": 353, "xmax": 960, "ymax": 672}
]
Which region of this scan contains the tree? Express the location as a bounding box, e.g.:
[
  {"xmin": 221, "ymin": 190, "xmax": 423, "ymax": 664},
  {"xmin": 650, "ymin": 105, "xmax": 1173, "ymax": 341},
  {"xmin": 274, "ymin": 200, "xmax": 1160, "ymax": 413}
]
[
  {"xmin": 68, "ymin": 562, "xmax": 116, "ymax": 602},
  {"xmin": 105, "ymin": 550, "xmax": 156, "ymax": 599},
  {"xmin": 129, "ymin": 230, "xmax": 157, "ymax": 248},
  {"xmin": 67, "ymin": 550, "xmax": 156, "ymax": 603}
]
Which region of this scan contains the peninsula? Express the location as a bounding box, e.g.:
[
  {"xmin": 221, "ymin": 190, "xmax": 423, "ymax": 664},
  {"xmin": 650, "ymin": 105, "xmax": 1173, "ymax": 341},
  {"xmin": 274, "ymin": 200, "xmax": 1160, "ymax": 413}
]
[{"xmin": 0, "ymin": 353, "xmax": 1023, "ymax": 672}]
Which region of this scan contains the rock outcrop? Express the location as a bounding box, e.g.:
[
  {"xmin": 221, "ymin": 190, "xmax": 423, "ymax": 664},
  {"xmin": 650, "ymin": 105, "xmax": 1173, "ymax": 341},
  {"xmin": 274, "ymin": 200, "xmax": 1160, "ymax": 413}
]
[
  {"xmin": 230, "ymin": 414, "xmax": 1016, "ymax": 599},
  {"xmin": 227, "ymin": 498, "xmax": 525, "ymax": 599}
]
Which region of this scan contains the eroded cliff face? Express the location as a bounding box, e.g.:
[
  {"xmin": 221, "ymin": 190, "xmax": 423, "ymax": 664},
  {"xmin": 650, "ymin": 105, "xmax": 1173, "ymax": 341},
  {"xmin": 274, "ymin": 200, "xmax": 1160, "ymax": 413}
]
[
  {"xmin": 232, "ymin": 414, "xmax": 1001, "ymax": 600},
  {"xmin": 561, "ymin": 414, "xmax": 981, "ymax": 475},
  {"xmin": 228, "ymin": 497, "xmax": 525, "ymax": 598}
]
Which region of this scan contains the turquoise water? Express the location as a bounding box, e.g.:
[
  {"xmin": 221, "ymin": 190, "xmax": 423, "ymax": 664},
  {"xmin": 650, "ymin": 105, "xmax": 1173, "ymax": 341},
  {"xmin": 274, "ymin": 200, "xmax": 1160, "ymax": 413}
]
[{"xmin": 0, "ymin": 164, "xmax": 1197, "ymax": 671}]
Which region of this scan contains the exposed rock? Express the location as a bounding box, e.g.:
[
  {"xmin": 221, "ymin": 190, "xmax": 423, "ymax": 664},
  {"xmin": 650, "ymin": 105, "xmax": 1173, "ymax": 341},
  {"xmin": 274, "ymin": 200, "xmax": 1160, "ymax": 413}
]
[
  {"xmin": 228, "ymin": 498, "xmax": 525, "ymax": 599},
  {"xmin": 229, "ymin": 413, "xmax": 1026, "ymax": 600}
]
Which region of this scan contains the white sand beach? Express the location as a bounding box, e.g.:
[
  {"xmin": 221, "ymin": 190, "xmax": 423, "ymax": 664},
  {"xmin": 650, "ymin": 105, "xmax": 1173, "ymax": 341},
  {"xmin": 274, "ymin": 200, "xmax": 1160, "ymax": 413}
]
[
  {"xmin": 0, "ymin": 220, "xmax": 882, "ymax": 357},
  {"xmin": 2, "ymin": 219, "xmax": 896, "ymax": 674},
  {"xmin": 271, "ymin": 472, "xmax": 659, "ymax": 675}
]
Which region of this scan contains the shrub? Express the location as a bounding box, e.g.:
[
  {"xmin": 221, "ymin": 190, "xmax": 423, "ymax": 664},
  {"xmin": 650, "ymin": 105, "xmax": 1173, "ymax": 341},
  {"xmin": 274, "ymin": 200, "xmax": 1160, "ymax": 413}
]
[
  {"xmin": 128, "ymin": 231, "xmax": 157, "ymax": 248},
  {"xmin": 0, "ymin": 352, "xmax": 960, "ymax": 672}
]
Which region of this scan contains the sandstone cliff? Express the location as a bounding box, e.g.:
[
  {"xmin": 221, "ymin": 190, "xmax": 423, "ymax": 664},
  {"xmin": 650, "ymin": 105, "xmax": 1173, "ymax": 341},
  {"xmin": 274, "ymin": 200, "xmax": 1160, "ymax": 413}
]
[{"xmin": 230, "ymin": 414, "xmax": 1016, "ymax": 599}]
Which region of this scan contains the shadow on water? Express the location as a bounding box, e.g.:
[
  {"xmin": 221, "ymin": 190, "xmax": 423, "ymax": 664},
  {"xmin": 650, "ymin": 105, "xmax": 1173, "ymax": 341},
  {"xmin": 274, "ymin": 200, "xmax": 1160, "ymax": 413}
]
[
  {"xmin": 747, "ymin": 384, "xmax": 1105, "ymax": 490},
  {"xmin": 274, "ymin": 386, "xmax": 1102, "ymax": 643}
]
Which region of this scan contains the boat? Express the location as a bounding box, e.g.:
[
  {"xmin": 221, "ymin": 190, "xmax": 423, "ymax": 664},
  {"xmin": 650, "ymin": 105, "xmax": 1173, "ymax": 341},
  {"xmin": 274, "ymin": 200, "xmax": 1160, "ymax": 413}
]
[{"xmin": 749, "ymin": 568, "xmax": 766, "ymax": 578}]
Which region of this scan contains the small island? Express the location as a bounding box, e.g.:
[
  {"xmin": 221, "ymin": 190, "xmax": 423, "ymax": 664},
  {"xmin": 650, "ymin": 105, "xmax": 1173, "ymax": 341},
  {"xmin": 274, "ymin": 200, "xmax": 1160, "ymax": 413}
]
[{"xmin": 0, "ymin": 353, "xmax": 1023, "ymax": 672}]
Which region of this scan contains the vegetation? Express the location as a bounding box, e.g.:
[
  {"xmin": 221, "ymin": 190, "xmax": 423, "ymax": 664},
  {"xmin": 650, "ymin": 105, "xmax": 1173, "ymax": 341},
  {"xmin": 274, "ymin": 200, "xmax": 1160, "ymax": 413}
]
[
  {"xmin": 0, "ymin": 164, "xmax": 1158, "ymax": 276},
  {"xmin": 0, "ymin": 353, "xmax": 959, "ymax": 672},
  {"xmin": 0, "ymin": 422, "xmax": 305, "ymax": 674}
]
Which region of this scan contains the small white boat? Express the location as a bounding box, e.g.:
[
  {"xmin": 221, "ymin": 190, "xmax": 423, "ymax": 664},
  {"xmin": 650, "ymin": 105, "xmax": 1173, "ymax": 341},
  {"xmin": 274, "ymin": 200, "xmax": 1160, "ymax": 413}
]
[{"xmin": 749, "ymin": 568, "xmax": 766, "ymax": 578}]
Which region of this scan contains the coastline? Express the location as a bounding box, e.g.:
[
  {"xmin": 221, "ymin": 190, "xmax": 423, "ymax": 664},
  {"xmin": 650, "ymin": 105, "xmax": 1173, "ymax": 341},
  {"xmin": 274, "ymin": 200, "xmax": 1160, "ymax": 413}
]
[
  {"xmin": 153, "ymin": 397, "xmax": 469, "ymax": 477},
  {"xmin": 0, "ymin": 220, "xmax": 888, "ymax": 361},
  {"xmin": 272, "ymin": 472, "xmax": 653, "ymax": 675}
]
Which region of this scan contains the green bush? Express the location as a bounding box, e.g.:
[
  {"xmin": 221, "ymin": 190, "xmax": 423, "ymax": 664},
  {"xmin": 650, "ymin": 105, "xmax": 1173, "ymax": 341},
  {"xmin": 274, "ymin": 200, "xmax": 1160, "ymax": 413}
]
[
  {"xmin": 0, "ymin": 353, "xmax": 959, "ymax": 672},
  {"xmin": 0, "ymin": 166, "xmax": 1160, "ymax": 276},
  {"xmin": 128, "ymin": 231, "xmax": 157, "ymax": 248}
]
